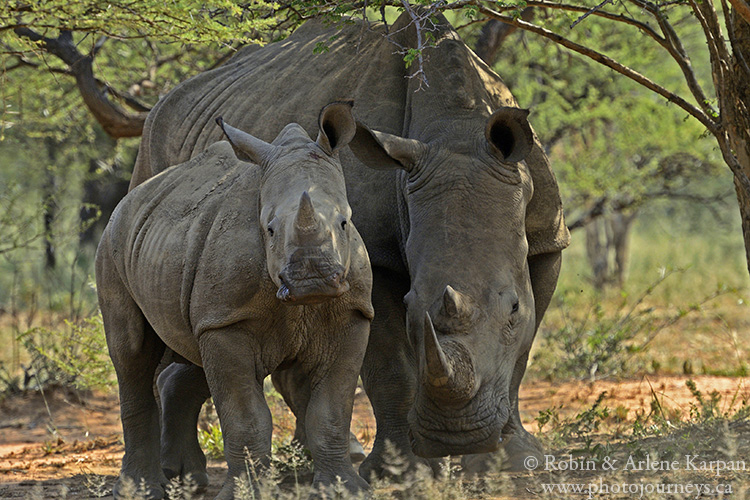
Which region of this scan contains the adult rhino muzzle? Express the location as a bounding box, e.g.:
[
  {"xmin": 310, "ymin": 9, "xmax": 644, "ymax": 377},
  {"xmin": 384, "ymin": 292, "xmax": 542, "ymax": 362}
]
[
  {"xmin": 406, "ymin": 288, "xmax": 511, "ymax": 458},
  {"xmin": 408, "ymin": 395, "xmax": 507, "ymax": 458},
  {"xmin": 276, "ymin": 192, "xmax": 350, "ymax": 305}
]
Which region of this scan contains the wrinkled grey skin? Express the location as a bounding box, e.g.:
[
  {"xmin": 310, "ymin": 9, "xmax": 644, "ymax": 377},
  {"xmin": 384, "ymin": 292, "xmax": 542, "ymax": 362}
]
[
  {"xmin": 130, "ymin": 13, "xmax": 570, "ymax": 483},
  {"xmin": 97, "ymin": 103, "xmax": 374, "ymax": 499}
]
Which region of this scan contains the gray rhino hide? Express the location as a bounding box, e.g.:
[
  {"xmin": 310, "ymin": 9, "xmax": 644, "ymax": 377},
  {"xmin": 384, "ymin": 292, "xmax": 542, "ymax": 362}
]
[{"xmin": 132, "ymin": 16, "xmax": 569, "ymax": 258}]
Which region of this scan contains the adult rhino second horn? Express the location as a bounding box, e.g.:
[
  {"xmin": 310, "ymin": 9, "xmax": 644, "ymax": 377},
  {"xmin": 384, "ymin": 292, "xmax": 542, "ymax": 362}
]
[
  {"xmin": 294, "ymin": 191, "xmax": 319, "ymax": 232},
  {"xmin": 441, "ymin": 285, "xmax": 473, "ymax": 320},
  {"xmin": 423, "ymin": 312, "xmax": 453, "ymax": 388}
]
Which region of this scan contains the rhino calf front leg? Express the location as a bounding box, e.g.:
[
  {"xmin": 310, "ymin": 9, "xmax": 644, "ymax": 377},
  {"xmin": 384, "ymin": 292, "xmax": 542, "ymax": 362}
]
[
  {"xmin": 200, "ymin": 328, "xmax": 273, "ymax": 500},
  {"xmin": 305, "ymin": 315, "xmax": 370, "ymax": 497}
]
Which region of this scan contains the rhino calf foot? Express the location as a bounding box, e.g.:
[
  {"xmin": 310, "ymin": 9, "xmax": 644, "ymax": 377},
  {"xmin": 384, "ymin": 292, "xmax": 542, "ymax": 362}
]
[
  {"xmin": 349, "ymin": 432, "xmax": 366, "ymax": 463},
  {"xmin": 359, "ymin": 445, "xmax": 429, "ymax": 483},
  {"xmin": 113, "ymin": 474, "xmax": 166, "ymax": 500},
  {"xmin": 311, "ymin": 469, "xmax": 370, "ymax": 500},
  {"xmin": 161, "ymin": 440, "xmax": 208, "ymax": 491},
  {"xmin": 162, "ymin": 466, "xmax": 209, "ymax": 493}
]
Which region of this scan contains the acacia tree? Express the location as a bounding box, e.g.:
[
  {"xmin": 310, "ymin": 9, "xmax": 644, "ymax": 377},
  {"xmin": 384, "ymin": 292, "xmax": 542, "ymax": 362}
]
[
  {"xmin": 1, "ymin": 0, "xmax": 294, "ymax": 138},
  {"xmin": 3, "ymin": 0, "xmax": 750, "ymax": 276},
  {"xmin": 1, "ymin": 1, "xmax": 291, "ymax": 264},
  {"xmin": 470, "ymin": 0, "xmax": 750, "ymax": 275}
]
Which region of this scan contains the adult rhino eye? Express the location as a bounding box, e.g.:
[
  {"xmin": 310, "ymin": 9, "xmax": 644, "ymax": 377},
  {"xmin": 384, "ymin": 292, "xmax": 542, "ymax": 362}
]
[
  {"xmin": 340, "ymin": 220, "xmax": 348, "ymax": 231},
  {"xmin": 267, "ymin": 225, "xmax": 275, "ymax": 236},
  {"xmin": 511, "ymin": 301, "xmax": 519, "ymax": 314}
]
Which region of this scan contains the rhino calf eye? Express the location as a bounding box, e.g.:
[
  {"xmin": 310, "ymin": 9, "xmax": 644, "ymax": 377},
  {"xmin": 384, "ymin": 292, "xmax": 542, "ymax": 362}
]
[
  {"xmin": 511, "ymin": 301, "xmax": 519, "ymax": 314},
  {"xmin": 341, "ymin": 220, "xmax": 348, "ymax": 231},
  {"xmin": 267, "ymin": 225, "xmax": 275, "ymax": 236}
]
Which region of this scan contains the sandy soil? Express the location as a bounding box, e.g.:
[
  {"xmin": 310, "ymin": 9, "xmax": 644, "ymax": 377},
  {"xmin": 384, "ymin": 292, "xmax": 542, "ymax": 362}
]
[{"xmin": 0, "ymin": 375, "xmax": 747, "ymax": 498}]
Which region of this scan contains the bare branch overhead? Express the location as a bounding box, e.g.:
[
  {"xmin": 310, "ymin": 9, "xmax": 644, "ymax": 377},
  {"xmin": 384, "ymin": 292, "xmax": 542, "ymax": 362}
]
[{"xmin": 14, "ymin": 27, "xmax": 148, "ymax": 138}]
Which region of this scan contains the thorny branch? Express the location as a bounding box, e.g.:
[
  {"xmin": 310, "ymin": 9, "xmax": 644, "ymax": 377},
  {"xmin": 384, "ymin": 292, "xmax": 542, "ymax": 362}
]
[
  {"xmin": 485, "ymin": 0, "xmax": 717, "ymax": 120},
  {"xmin": 570, "ymin": 0, "xmax": 613, "ymax": 28},
  {"xmin": 400, "ymin": 0, "xmax": 429, "ymax": 89},
  {"xmin": 13, "ymin": 27, "xmax": 148, "ymax": 137},
  {"xmin": 474, "ymin": 2, "xmax": 719, "ymax": 134}
]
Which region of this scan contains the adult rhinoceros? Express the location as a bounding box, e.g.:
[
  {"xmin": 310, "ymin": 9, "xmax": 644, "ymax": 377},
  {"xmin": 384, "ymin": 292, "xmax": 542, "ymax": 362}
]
[{"xmin": 132, "ymin": 12, "xmax": 569, "ymax": 482}]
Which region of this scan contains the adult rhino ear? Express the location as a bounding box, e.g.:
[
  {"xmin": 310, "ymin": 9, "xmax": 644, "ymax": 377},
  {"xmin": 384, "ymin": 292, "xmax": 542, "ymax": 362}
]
[
  {"xmin": 216, "ymin": 116, "xmax": 277, "ymax": 165},
  {"xmin": 349, "ymin": 121, "xmax": 427, "ymax": 173},
  {"xmin": 485, "ymin": 107, "xmax": 534, "ymax": 164},
  {"xmin": 316, "ymin": 101, "xmax": 357, "ymax": 155}
]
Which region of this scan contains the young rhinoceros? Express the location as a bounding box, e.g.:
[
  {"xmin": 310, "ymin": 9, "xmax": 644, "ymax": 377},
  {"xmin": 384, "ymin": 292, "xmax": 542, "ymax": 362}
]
[{"xmin": 95, "ymin": 102, "xmax": 373, "ymax": 500}]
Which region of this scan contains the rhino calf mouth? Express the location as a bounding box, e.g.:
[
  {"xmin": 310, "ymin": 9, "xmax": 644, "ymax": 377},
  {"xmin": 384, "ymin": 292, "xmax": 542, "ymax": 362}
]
[{"xmin": 276, "ymin": 272, "xmax": 350, "ymax": 305}]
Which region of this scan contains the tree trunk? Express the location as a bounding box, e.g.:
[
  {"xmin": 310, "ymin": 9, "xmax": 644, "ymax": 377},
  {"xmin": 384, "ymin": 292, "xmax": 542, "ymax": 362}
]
[
  {"xmin": 43, "ymin": 137, "xmax": 59, "ymax": 269},
  {"xmin": 79, "ymin": 133, "xmax": 130, "ymax": 245},
  {"xmin": 585, "ymin": 218, "xmax": 608, "ymax": 290},
  {"xmin": 473, "ymin": 9, "xmax": 535, "ymax": 65},
  {"xmin": 584, "ymin": 209, "xmax": 637, "ymax": 290},
  {"xmin": 609, "ymin": 211, "xmax": 637, "ymax": 287},
  {"xmin": 729, "ymin": 12, "xmax": 750, "ymax": 278}
]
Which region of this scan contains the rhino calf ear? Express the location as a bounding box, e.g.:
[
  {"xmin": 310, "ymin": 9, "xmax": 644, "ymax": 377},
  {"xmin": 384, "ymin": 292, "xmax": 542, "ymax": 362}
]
[
  {"xmin": 316, "ymin": 101, "xmax": 357, "ymax": 155},
  {"xmin": 216, "ymin": 116, "xmax": 277, "ymax": 165},
  {"xmin": 349, "ymin": 121, "xmax": 426, "ymax": 173},
  {"xmin": 485, "ymin": 107, "xmax": 534, "ymax": 164}
]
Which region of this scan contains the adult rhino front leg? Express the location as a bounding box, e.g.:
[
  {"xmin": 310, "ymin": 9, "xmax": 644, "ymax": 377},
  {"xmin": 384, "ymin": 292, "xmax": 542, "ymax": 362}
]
[
  {"xmin": 462, "ymin": 251, "xmax": 561, "ymax": 474},
  {"xmin": 199, "ymin": 327, "xmax": 273, "ymax": 500},
  {"xmin": 157, "ymin": 362, "xmax": 210, "ymax": 489},
  {"xmin": 359, "ymin": 268, "xmax": 427, "ymax": 481}
]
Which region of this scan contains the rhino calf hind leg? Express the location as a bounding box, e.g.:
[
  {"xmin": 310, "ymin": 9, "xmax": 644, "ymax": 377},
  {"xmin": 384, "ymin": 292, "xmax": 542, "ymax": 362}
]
[
  {"xmin": 98, "ymin": 258, "xmax": 167, "ymax": 499},
  {"xmin": 272, "ymin": 366, "xmax": 367, "ymax": 462},
  {"xmin": 271, "ymin": 365, "xmax": 311, "ymax": 446},
  {"xmin": 157, "ymin": 362, "xmax": 210, "ymax": 489}
]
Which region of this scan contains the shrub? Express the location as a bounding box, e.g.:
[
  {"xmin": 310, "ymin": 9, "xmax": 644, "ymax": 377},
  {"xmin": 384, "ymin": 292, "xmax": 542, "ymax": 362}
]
[{"xmin": 18, "ymin": 314, "xmax": 114, "ymax": 392}]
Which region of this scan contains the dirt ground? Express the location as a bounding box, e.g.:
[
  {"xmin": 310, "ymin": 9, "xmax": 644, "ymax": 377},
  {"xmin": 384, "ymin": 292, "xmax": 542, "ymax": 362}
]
[{"xmin": 0, "ymin": 375, "xmax": 747, "ymax": 499}]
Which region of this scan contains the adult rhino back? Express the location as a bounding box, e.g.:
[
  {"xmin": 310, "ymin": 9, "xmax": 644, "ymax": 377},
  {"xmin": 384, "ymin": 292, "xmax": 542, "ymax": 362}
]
[
  {"xmin": 135, "ymin": 12, "xmax": 569, "ymax": 479},
  {"xmin": 131, "ymin": 15, "xmax": 567, "ymax": 258}
]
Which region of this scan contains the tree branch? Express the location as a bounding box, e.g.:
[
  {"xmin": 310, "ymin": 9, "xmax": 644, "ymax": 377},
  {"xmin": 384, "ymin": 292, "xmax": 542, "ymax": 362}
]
[
  {"xmin": 490, "ymin": 0, "xmax": 718, "ymax": 119},
  {"xmin": 13, "ymin": 27, "xmax": 148, "ymax": 138},
  {"xmin": 627, "ymin": 0, "xmax": 717, "ymax": 118},
  {"xmin": 475, "ymin": 2, "xmax": 720, "ymax": 135}
]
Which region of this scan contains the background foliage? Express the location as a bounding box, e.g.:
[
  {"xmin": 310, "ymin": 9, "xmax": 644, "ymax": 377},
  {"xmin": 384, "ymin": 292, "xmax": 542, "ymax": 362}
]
[{"xmin": 0, "ymin": 0, "xmax": 748, "ymax": 390}]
